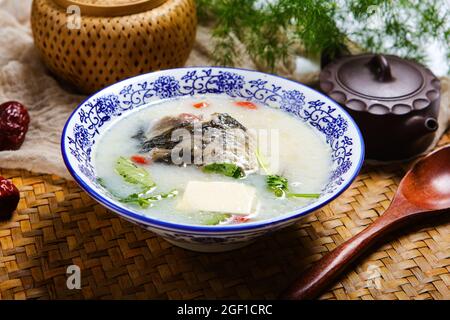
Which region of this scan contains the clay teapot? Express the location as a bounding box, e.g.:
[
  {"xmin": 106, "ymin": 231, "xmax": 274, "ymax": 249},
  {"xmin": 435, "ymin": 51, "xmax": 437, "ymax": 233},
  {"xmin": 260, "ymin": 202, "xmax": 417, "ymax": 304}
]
[{"xmin": 320, "ymin": 54, "xmax": 440, "ymax": 161}]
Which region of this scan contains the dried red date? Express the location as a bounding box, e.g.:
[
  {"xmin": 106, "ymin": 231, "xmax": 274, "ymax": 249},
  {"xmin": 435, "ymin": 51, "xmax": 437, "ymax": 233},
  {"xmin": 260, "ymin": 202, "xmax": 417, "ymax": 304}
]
[
  {"xmin": 0, "ymin": 176, "xmax": 20, "ymax": 219},
  {"xmin": 0, "ymin": 101, "xmax": 30, "ymax": 151}
]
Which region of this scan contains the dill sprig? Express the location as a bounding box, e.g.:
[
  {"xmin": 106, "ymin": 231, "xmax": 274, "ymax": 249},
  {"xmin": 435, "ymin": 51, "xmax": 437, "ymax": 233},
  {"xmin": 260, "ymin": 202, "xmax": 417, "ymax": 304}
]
[{"xmin": 197, "ymin": 0, "xmax": 450, "ymax": 73}]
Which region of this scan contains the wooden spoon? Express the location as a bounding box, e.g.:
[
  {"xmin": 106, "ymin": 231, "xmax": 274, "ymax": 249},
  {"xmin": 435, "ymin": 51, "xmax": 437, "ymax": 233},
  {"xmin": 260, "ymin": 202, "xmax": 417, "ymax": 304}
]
[{"xmin": 281, "ymin": 145, "xmax": 450, "ymax": 300}]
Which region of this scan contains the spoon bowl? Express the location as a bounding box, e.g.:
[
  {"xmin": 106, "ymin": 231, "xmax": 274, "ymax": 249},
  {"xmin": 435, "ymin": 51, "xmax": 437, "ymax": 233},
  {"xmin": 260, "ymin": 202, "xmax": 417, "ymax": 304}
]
[
  {"xmin": 401, "ymin": 146, "xmax": 450, "ymax": 210},
  {"xmin": 282, "ymin": 145, "xmax": 450, "ymax": 300}
]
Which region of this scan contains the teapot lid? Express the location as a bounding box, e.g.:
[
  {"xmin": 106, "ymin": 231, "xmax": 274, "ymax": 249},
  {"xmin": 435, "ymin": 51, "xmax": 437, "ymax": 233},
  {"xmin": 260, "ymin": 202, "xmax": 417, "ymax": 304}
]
[
  {"xmin": 320, "ymin": 54, "xmax": 440, "ymax": 115},
  {"xmin": 53, "ymin": 0, "xmax": 167, "ymax": 16}
]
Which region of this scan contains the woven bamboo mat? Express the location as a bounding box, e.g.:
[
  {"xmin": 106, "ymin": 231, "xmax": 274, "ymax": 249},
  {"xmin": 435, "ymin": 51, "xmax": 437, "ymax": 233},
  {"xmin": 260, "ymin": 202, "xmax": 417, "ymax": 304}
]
[{"xmin": 0, "ymin": 136, "xmax": 449, "ymax": 300}]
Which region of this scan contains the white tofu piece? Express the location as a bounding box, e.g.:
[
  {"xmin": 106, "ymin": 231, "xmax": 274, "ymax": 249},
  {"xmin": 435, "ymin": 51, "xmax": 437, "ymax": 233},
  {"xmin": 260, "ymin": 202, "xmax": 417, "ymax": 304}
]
[{"xmin": 177, "ymin": 181, "xmax": 258, "ymax": 215}]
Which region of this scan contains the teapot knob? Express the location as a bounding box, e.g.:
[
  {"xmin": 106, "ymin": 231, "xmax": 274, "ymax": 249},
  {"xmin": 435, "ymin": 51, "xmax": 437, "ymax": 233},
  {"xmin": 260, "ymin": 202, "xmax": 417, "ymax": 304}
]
[{"xmin": 368, "ymin": 54, "xmax": 393, "ymax": 82}]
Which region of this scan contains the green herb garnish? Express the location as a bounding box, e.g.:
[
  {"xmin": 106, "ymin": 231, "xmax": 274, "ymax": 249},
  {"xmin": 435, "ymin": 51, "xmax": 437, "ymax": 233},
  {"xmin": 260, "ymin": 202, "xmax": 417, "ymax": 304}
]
[
  {"xmin": 110, "ymin": 156, "xmax": 176, "ymax": 209},
  {"xmin": 96, "ymin": 177, "xmax": 123, "ymax": 198},
  {"xmin": 288, "ymin": 193, "xmax": 321, "ymax": 198},
  {"xmin": 258, "ymin": 150, "xmax": 320, "ymax": 199},
  {"xmin": 115, "ymin": 156, "xmax": 155, "ymax": 188},
  {"xmin": 266, "ymin": 174, "xmax": 289, "ymax": 197},
  {"xmin": 255, "ymin": 148, "xmax": 269, "ymax": 174},
  {"xmin": 266, "ymin": 174, "xmax": 320, "ymax": 199},
  {"xmin": 96, "ymin": 177, "xmax": 107, "ymax": 188},
  {"xmin": 201, "ymin": 213, "xmax": 231, "ymax": 225},
  {"xmin": 202, "ymin": 163, "xmax": 245, "ymax": 179},
  {"xmin": 120, "ymin": 189, "xmax": 178, "ymax": 209}
]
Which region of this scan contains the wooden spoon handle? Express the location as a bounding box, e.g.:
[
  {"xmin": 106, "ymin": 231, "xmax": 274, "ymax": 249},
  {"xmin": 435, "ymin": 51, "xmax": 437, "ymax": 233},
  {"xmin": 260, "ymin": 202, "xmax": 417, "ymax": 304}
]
[{"xmin": 280, "ymin": 207, "xmax": 408, "ymax": 300}]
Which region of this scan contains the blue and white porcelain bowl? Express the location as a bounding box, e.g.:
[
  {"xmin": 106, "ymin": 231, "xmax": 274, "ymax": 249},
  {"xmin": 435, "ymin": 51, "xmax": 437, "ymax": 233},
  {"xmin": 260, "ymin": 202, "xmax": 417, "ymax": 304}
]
[{"xmin": 62, "ymin": 67, "xmax": 364, "ymax": 252}]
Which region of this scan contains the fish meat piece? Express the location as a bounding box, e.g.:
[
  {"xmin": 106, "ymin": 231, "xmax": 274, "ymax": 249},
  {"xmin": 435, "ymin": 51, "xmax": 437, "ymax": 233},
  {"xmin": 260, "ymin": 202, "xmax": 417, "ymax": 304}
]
[{"xmin": 136, "ymin": 113, "xmax": 258, "ymax": 175}]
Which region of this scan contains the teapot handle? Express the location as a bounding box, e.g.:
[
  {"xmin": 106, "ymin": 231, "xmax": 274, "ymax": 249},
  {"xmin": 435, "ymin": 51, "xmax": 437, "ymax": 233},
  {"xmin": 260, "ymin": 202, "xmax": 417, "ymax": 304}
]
[{"xmin": 369, "ymin": 54, "xmax": 393, "ymax": 82}]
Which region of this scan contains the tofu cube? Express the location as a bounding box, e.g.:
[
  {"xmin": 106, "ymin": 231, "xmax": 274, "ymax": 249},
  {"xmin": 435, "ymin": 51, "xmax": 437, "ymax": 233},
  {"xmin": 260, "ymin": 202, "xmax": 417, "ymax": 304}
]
[{"xmin": 177, "ymin": 181, "xmax": 258, "ymax": 215}]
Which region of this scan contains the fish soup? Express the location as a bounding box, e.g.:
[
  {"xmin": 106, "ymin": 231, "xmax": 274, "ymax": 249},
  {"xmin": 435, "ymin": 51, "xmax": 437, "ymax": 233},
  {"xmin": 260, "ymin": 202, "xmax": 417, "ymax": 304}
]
[{"xmin": 94, "ymin": 96, "xmax": 332, "ymax": 226}]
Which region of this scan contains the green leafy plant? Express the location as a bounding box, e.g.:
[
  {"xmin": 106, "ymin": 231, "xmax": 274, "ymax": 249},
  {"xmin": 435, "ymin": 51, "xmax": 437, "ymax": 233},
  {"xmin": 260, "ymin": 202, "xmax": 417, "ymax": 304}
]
[
  {"xmin": 197, "ymin": 0, "xmax": 450, "ymax": 73},
  {"xmin": 201, "ymin": 213, "xmax": 231, "ymax": 225},
  {"xmin": 266, "ymin": 174, "xmax": 320, "ymax": 199},
  {"xmin": 121, "ymin": 190, "xmax": 178, "ymax": 209},
  {"xmin": 202, "ymin": 163, "xmax": 245, "ymax": 178},
  {"xmin": 266, "ymin": 174, "xmax": 289, "ymax": 197},
  {"xmin": 103, "ymin": 157, "xmax": 178, "ymax": 209},
  {"xmin": 256, "ymin": 148, "xmax": 320, "ymax": 198},
  {"xmin": 115, "ymin": 157, "xmax": 155, "ymax": 188}
]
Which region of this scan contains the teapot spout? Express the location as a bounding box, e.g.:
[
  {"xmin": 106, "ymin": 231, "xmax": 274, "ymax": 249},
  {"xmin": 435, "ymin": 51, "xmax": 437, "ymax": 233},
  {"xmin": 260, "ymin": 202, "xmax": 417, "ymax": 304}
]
[
  {"xmin": 405, "ymin": 116, "xmax": 439, "ymax": 140},
  {"xmin": 424, "ymin": 117, "xmax": 439, "ymax": 132}
]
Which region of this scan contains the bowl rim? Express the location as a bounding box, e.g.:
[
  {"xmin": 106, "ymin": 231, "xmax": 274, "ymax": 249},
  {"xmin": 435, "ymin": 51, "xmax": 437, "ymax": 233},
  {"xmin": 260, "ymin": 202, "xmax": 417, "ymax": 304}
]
[{"xmin": 61, "ymin": 66, "xmax": 365, "ymax": 233}]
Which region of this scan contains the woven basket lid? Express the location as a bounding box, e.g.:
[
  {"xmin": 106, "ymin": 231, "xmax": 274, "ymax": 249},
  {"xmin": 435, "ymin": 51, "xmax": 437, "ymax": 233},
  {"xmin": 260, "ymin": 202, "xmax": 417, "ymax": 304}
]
[{"xmin": 53, "ymin": 0, "xmax": 167, "ymax": 16}]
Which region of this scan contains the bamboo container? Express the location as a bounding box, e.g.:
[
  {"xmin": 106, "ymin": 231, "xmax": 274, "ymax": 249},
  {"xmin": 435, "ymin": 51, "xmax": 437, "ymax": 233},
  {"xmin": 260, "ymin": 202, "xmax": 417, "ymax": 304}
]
[{"xmin": 31, "ymin": 0, "xmax": 197, "ymax": 94}]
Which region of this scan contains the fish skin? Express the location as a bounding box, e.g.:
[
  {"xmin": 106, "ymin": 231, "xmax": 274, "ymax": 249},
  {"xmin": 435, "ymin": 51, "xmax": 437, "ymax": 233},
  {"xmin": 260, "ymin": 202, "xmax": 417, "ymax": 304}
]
[{"xmin": 137, "ymin": 113, "xmax": 258, "ymax": 175}]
